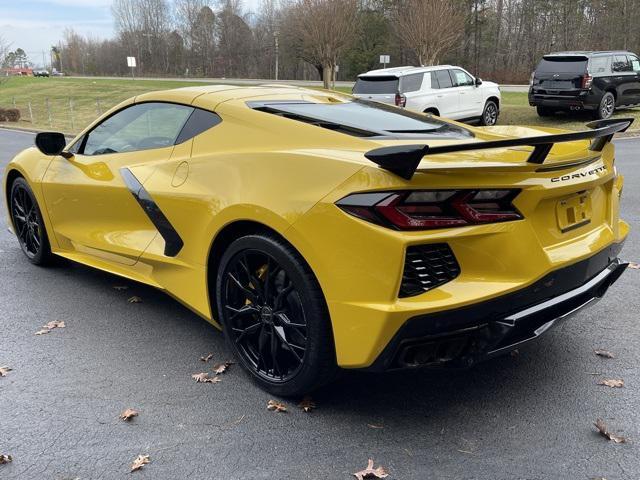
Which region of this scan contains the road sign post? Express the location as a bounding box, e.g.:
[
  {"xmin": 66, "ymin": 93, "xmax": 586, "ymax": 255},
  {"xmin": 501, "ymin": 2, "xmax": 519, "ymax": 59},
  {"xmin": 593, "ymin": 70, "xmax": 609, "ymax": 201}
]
[
  {"xmin": 379, "ymin": 55, "xmax": 390, "ymax": 69},
  {"xmin": 127, "ymin": 56, "xmax": 136, "ymax": 80}
]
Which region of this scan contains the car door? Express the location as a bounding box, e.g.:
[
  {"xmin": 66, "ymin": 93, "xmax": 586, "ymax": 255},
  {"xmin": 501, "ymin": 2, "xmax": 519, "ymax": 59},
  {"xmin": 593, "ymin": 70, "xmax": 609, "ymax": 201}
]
[
  {"xmin": 625, "ymin": 54, "xmax": 640, "ymax": 104},
  {"xmin": 449, "ymin": 68, "xmax": 483, "ymax": 117},
  {"xmin": 41, "ymin": 102, "xmax": 194, "ymax": 265},
  {"xmin": 611, "ymin": 54, "xmax": 636, "ymax": 104},
  {"xmin": 430, "ymin": 70, "xmax": 459, "ymax": 118}
]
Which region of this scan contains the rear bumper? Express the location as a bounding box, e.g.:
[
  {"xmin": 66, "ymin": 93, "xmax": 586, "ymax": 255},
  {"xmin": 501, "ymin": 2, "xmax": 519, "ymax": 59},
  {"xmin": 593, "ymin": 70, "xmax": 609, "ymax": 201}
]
[
  {"xmin": 365, "ymin": 242, "xmax": 626, "ymax": 371},
  {"xmin": 528, "ymin": 90, "xmax": 600, "ymax": 110}
]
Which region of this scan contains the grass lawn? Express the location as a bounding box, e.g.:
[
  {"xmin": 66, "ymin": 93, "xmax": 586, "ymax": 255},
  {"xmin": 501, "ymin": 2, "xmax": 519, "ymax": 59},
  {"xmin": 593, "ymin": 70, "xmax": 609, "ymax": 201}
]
[{"xmin": 1, "ymin": 76, "xmax": 639, "ymax": 135}]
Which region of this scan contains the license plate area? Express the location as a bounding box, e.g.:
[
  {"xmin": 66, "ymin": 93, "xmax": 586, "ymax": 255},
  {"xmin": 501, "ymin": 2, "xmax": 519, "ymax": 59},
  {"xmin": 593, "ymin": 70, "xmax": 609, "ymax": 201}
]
[{"xmin": 556, "ymin": 191, "xmax": 592, "ymax": 233}]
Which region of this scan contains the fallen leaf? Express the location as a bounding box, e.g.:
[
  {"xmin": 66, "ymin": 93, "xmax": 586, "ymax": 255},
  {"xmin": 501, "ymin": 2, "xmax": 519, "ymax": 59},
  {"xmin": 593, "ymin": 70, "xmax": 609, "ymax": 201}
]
[
  {"xmin": 200, "ymin": 353, "xmax": 214, "ymax": 362},
  {"xmin": 128, "ymin": 296, "xmax": 143, "ymax": 303},
  {"xmin": 594, "ymin": 418, "xmax": 627, "ymax": 443},
  {"xmin": 0, "ymin": 454, "xmax": 12, "ymax": 464},
  {"xmin": 34, "ymin": 329, "xmax": 50, "ymax": 335},
  {"xmin": 43, "ymin": 321, "xmax": 65, "ymax": 330},
  {"xmin": 119, "ymin": 408, "xmax": 139, "ymax": 421},
  {"xmin": 130, "ymin": 454, "xmax": 150, "ymax": 472},
  {"xmin": 113, "ymin": 285, "xmax": 129, "ymax": 290},
  {"xmin": 212, "ymin": 361, "xmax": 234, "ymax": 375},
  {"xmin": 628, "ymin": 262, "xmax": 639, "ymax": 270},
  {"xmin": 191, "ymin": 372, "xmax": 221, "ymax": 383},
  {"xmin": 298, "ymin": 396, "xmax": 316, "ymax": 412},
  {"xmin": 367, "ymin": 424, "xmax": 384, "ymax": 429},
  {"xmin": 0, "ymin": 366, "xmax": 11, "ymax": 377},
  {"xmin": 353, "ymin": 459, "xmax": 389, "ymax": 480},
  {"xmin": 598, "ymin": 379, "xmax": 624, "ymax": 388},
  {"xmin": 594, "ymin": 349, "xmax": 615, "ymax": 359},
  {"xmin": 267, "ymin": 400, "xmax": 287, "ymax": 412}
]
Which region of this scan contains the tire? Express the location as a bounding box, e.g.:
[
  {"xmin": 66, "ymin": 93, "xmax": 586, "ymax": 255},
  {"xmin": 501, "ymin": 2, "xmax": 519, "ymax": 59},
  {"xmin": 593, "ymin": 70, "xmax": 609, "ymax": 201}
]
[
  {"xmin": 215, "ymin": 233, "xmax": 337, "ymax": 396},
  {"xmin": 594, "ymin": 92, "xmax": 615, "ymax": 120},
  {"xmin": 479, "ymin": 100, "xmax": 499, "ymax": 126},
  {"xmin": 536, "ymin": 105, "xmax": 556, "ymax": 117},
  {"xmin": 9, "ymin": 177, "xmax": 53, "ymax": 266}
]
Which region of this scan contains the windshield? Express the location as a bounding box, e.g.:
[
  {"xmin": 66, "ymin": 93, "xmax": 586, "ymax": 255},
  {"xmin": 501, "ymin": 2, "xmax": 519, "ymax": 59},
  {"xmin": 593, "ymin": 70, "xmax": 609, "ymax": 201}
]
[
  {"xmin": 250, "ymin": 99, "xmax": 473, "ymax": 139},
  {"xmin": 353, "ymin": 76, "xmax": 399, "ymax": 95},
  {"xmin": 536, "ymin": 57, "xmax": 588, "ymax": 74}
]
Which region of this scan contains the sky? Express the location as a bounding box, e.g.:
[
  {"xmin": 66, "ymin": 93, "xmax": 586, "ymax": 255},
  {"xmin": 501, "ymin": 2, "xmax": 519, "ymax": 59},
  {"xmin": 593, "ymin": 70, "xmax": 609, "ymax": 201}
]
[{"xmin": 0, "ymin": 0, "xmax": 262, "ymax": 67}]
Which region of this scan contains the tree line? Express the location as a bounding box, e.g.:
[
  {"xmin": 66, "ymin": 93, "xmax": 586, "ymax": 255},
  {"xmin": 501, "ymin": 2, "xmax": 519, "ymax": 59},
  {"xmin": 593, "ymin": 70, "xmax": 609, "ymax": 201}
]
[{"xmin": 16, "ymin": 0, "xmax": 640, "ymax": 85}]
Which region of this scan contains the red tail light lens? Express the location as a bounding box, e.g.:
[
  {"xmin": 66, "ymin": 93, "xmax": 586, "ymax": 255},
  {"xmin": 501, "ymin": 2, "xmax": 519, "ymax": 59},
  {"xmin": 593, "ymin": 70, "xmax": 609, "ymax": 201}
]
[
  {"xmin": 395, "ymin": 93, "xmax": 407, "ymax": 107},
  {"xmin": 337, "ymin": 189, "xmax": 522, "ymax": 230},
  {"xmin": 581, "ymin": 74, "xmax": 593, "ymax": 89}
]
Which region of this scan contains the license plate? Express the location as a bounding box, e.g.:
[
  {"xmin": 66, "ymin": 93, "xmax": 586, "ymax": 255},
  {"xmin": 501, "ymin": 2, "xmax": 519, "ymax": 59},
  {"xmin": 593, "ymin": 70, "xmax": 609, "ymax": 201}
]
[{"xmin": 556, "ymin": 192, "xmax": 592, "ymax": 233}]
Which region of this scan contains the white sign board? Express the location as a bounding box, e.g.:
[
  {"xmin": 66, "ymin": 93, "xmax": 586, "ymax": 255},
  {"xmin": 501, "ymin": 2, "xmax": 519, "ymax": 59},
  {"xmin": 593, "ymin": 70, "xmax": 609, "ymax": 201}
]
[
  {"xmin": 379, "ymin": 55, "xmax": 390, "ymax": 65},
  {"xmin": 127, "ymin": 56, "xmax": 137, "ymax": 68}
]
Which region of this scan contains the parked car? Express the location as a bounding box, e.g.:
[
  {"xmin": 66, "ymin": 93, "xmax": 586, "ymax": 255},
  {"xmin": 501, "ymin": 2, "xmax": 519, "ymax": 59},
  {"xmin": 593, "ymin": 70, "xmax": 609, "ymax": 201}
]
[
  {"xmin": 352, "ymin": 65, "xmax": 501, "ymax": 126},
  {"xmin": 3, "ymin": 85, "xmax": 630, "ymax": 395},
  {"xmin": 33, "ymin": 70, "xmax": 50, "ymax": 77},
  {"xmin": 529, "ymin": 51, "xmax": 640, "ymax": 119}
]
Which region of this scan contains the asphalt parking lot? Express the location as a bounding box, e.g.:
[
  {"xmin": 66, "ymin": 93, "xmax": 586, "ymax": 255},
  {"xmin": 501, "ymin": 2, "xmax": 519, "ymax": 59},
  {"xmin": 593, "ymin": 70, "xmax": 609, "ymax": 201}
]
[{"xmin": 1, "ymin": 128, "xmax": 639, "ymax": 479}]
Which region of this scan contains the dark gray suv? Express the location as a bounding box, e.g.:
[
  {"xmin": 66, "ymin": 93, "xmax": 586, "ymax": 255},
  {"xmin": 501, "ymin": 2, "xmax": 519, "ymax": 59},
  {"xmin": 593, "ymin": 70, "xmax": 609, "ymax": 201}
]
[{"xmin": 528, "ymin": 51, "xmax": 640, "ymax": 119}]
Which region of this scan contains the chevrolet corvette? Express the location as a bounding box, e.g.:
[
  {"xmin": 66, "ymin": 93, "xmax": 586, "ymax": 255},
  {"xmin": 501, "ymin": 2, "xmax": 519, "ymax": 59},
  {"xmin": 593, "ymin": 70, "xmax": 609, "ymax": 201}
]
[{"xmin": 3, "ymin": 85, "xmax": 631, "ymax": 395}]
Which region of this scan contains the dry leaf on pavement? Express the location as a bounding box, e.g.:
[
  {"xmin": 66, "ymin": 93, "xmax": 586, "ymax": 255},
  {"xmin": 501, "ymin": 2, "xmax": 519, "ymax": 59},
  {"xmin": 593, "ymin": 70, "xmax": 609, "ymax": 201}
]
[
  {"xmin": 128, "ymin": 296, "xmax": 143, "ymax": 303},
  {"xmin": 34, "ymin": 329, "xmax": 50, "ymax": 335},
  {"xmin": 0, "ymin": 454, "xmax": 12, "ymax": 464},
  {"xmin": 598, "ymin": 379, "xmax": 624, "ymax": 388},
  {"xmin": 628, "ymin": 262, "xmax": 639, "ymax": 269},
  {"xmin": 212, "ymin": 361, "xmax": 234, "ymax": 375},
  {"xmin": 594, "ymin": 418, "xmax": 627, "ymax": 443},
  {"xmin": 113, "ymin": 285, "xmax": 129, "ymax": 290},
  {"xmin": 130, "ymin": 454, "xmax": 150, "ymax": 472},
  {"xmin": 367, "ymin": 424, "xmax": 384, "ymax": 429},
  {"xmin": 191, "ymin": 372, "xmax": 221, "ymax": 383},
  {"xmin": 119, "ymin": 408, "xmax": 139, "ymax": 421},
  {"xmin": 267, "ymin": 400, "xmax": 287, "ymax": 412},
  {"xmin": 200, "ymin": 353, "xmax": 214, "ymax": 362},
  {"xmin": 43, "ymin": 321, "xmax": 65, "ymax": 330},
  {"xmin": 298, "ymin": 396, "xmax": 316, "ymax": 412},
  {"xmin": 0, "ymin": 366, "xmax": 11, "ymax": 377},
  {"xmin": 594, "ymin": 349, "xmax": 615, "ymax": 359},
  {"xmin": 353, "ymin": 459, "xmax": 389, "ymax": 480}
]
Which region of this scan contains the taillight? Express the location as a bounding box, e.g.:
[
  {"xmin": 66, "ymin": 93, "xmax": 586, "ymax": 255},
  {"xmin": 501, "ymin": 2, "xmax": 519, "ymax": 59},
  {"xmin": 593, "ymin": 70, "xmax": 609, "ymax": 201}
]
[
  {"xmin": 395, "ymin": 92, "xmax": 406, "ymax": 107},
  {"xmin": 336, "ymin": 190, "xmax": 522, "ymax": 230},
  {"xmin": 581, "ymin": 74, "xmax": 593, "ymax": 89},
  {"xmin": 529, "ymin": 71, "xmax": 535, "ymax": 86}
]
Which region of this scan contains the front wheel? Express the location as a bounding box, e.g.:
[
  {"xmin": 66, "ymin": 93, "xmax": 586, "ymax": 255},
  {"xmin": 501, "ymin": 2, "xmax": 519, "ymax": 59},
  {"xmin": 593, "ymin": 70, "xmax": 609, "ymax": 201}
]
[
  {"xmin": 9, "ymin": 177, "xmax": 53, "ymax": 265},
  {"xmin": 215, "ymin": 233, "xmax": 337, "ymax": 396},
  {"xmin": 479, "ymin": 100, "xmax": 499, "ymax": 126}
]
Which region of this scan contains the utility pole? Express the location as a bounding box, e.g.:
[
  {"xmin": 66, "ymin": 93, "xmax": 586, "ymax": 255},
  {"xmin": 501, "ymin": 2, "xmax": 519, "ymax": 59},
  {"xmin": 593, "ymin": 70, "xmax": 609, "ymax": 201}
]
[{"xmin": 274, "ymin": 30, "xmax": 279, "ymax": 81}]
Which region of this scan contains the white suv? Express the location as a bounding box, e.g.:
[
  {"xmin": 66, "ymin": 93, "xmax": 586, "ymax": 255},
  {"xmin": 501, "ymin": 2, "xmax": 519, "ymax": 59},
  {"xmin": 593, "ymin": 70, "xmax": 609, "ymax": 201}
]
[{"xmin": 352, "ymin": 65, "xmax": 501, "ymax": 126}]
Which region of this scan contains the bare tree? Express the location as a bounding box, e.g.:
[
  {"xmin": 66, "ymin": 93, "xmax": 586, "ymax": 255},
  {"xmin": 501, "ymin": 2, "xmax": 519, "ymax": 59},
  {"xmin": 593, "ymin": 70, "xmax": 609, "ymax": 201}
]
[
  {"xmin": 284, "ymin": 0, "xmax": 359, "ymax": 88},
  {"xmin": 391, "ymin": 0, "xmax": 464, "ymax": 66}
]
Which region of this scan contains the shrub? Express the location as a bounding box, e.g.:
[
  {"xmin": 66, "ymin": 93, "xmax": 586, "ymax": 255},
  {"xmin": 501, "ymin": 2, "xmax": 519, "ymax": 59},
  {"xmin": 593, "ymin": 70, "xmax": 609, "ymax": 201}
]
[
  {"xmin": 4, "ymin": 108, "xmax": 20, "ymax": 122},
  {"xmin": 0, "ymin": 108, "xmax": 6, "ymax": 122}
]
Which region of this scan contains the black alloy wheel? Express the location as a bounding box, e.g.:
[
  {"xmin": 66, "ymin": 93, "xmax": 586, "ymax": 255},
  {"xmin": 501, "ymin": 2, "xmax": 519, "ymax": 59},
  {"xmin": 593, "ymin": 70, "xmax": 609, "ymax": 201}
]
[
  {"xmin": 10, "ymin": 178, "xmax": 52, "ymax": 265},
  {"xmin": 480, "ymin": 100, "xmax": 499, "ymax": 126},
  {"xmin": 216, "ymin": 234, "xmax": 337, "ymax": 396}
]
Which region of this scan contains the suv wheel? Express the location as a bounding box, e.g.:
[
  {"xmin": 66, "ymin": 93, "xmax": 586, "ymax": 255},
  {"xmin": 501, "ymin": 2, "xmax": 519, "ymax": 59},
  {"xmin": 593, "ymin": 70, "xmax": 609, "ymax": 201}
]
[
  {"xmin": 595, "ymin": 92, "xmax": 615, "ymax": 120},
  {"xmin": 536, "ymin": 106, "xmax": 556, "ymax": 117},
  {"xmin": 479, "ymin": 100, "xmax": 499, "ymax": 126}
]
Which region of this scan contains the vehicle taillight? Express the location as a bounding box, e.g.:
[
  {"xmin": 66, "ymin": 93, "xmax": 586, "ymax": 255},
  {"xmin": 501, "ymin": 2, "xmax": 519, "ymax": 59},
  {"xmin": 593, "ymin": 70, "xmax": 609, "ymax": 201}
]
[
  {"xmin": 395, "ymin": 92, "xmax": 406, "ymax": 107},
  {"xmin": 581, "ymin": 74, "xmax": 593, "ymax": 89},
  {"xmin": 336, "ymin": 189, "xmax": 522, "ymax": 230},
  {"xmin": 529, "ymin": 71, "xmax": 535, "ymax": 86}
]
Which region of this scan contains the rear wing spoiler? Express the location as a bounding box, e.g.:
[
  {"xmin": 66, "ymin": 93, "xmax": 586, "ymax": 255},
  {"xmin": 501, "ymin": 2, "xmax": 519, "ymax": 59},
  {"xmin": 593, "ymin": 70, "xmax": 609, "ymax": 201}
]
[{"xmin": 364, "ymin": 118, "xmax": 634, "ymax": 180}]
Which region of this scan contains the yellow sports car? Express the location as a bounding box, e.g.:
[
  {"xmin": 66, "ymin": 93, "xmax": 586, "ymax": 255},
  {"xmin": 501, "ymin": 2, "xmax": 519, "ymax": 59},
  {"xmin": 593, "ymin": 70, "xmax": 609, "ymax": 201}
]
[{"xmin": 3, "ymin": 85, "xmax": 631, "ymax": 396}]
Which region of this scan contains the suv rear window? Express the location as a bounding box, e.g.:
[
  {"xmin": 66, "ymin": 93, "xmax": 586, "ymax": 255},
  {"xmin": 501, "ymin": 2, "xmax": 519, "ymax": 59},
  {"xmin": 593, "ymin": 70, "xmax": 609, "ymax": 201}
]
[
  {"xmin": 400, "ymin": 73, "xmax": 424, "ymax": 93},
  {"xmin": 536, "ymin": 57, "xmax": 588, "ymax": 73},
  {"xmin": 353, "ymin": 76, "xmax": 399, "ymax": 94}
]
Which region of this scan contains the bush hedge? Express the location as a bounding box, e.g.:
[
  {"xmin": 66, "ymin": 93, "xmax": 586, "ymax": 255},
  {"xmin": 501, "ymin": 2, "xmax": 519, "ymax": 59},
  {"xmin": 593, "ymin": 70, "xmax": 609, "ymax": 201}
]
[{"xmin": 0, "ymin": 108, "xmax": 21, "ymax": 122}]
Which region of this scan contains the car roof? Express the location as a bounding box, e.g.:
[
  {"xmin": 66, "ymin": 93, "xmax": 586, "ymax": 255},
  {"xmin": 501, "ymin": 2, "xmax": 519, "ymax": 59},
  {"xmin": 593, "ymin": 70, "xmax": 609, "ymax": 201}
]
[
  {"xmin": 544, "ymin": 51, "xmax": 634, "ymax": 58},
  {"xmin": 358, "ymin": 65, "xmax": 457, "ymax": 78}
]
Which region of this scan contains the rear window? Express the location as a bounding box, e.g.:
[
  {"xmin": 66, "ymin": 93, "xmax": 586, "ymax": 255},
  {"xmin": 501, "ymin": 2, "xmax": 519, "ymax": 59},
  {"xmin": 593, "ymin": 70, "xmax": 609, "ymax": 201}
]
[
  {"xmin": 589, "ymin": 56, "xmax": 611, "ymax": 74},
  {"xmin": 353, "ymin": 76, "xmax": 399, "ymax": 94},
  {"xmin": 400, "ymin": 73, "xmax": 424, "ymax": 93},
  {"xmin": 250, "ymin": 99, "xmax": 473, "ymax": 139},
  {"xmin": 536, "ymin": 57, "xmax": 588, "ymax": 73},
  {"xmin": 433, "ymin": 70, "xmax": 453, "ymax": 89}
]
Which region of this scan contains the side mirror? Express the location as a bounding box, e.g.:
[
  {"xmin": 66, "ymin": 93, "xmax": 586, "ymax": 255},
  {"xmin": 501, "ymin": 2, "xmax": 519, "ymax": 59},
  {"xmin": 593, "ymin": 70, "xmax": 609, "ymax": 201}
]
[
  {"xmin": 35, "ymin": 132, "xmax": 71, "ymax": 157},
  {"xmin": 475, "ymin": 77, "xmax": 483, "ymax": 86}
]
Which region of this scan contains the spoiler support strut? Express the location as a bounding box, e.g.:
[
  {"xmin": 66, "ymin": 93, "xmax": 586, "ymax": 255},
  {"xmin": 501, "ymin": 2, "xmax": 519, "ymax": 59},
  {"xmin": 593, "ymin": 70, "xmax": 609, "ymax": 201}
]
[{"xmin": 364, "ymin": 118, "xmax": 634, "ymax": 180}]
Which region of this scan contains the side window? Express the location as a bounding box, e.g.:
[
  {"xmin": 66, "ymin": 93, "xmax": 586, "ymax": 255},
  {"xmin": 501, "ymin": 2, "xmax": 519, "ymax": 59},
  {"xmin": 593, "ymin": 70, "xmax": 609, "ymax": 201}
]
[
  {"xmin": 175, "ymin": 109, "xmax": 222, "ymax": 144},
  {"xmin": 451, "ymin": 69, "xmax": 474, "ymax": 87},
  {"xmin": 589, "ymin": 56, "xmax": 610, "ymax": 74},
  {"xmin": 83, "ymin": 103, "xmax": 194, "ymax": 156},
  {"xmin": 430, "ymin": 72, "xmax": 440, "ymax": 89},
  {"xmin": 435, "ymin": 70, "xmax": 453, "ymax": 89},
  {"xmin": 612, "ymin": 55, "xmax": 631, "ymax": 73},
  {"xmin": 628, "ymin": 55, "xmax": 640, "ymax": 72},
  {"xmin": 400, "ymin": 73, "xmax": 424, "ymax": 93}
]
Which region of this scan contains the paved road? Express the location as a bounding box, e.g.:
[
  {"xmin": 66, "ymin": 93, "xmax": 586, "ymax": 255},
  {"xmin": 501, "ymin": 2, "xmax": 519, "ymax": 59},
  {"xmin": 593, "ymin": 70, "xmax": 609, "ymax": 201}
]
[{"xmin": 0, "ymin": 129, "xmax": 638, "ymax": 479}]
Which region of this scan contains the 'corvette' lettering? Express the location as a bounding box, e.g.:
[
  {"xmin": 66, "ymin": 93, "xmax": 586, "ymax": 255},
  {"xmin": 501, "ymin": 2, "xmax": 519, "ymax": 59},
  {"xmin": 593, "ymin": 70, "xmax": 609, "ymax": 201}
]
[{"xmin": 551, "ymin": 165, "xmax": 607, "ymax": 182}]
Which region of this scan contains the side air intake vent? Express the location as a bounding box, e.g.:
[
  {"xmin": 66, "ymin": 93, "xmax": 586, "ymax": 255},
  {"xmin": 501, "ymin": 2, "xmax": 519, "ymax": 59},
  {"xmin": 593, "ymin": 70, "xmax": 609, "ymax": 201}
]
[{"xmin": 399, "ymin": 244, "xmax": 460, "ymax": 297}]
